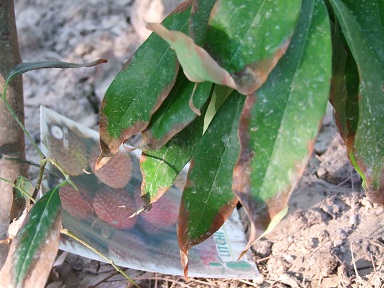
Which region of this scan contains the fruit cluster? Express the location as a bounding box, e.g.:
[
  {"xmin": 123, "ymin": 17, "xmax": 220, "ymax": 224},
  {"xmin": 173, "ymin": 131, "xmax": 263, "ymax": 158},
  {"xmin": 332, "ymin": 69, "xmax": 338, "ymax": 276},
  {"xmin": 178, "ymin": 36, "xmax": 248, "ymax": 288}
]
[
  {"xmin": 47, "ymin": 122, "xmax": 179, "ymax": 235},
  {"xmin": 60, "ymin": 180, "xmax": 179, "ymax": 233}
]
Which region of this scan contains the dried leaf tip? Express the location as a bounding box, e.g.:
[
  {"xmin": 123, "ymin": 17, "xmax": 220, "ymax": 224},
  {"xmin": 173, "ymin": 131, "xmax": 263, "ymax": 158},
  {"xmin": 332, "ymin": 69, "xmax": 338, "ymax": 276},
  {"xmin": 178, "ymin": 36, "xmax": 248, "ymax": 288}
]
[
  {"xmin": 145, "ymin": 22, "xmax": 177, "ymax": 43},
  {"xmin": 95, "ymin": 155, "xmax": 111, "ymax": 171},
  {"xmin": 146, "ymin": 22, "xmax": 237, "ymax": 91},
  {"xmin": 180, "ymin": 249, "xmax": 190, "ymax": 281}
]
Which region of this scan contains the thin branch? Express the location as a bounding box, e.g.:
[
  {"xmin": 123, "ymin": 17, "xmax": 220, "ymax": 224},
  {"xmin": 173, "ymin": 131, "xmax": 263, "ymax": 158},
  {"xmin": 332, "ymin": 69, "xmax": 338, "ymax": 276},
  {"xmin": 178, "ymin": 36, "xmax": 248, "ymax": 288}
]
[
  {"xmin": 0, "ymin": 176, "xmax": 35, "ymax": 203},
  {"xmin": 350, "ymin": 242, "xmax": 362, "ymax": 282},
  {"xmin": 32, "ymin": 157, "xmax": 47, "ymax": 199},
  {"xmin": 61, "ymin": 228, "xmax": 141, "ymax": 288}
]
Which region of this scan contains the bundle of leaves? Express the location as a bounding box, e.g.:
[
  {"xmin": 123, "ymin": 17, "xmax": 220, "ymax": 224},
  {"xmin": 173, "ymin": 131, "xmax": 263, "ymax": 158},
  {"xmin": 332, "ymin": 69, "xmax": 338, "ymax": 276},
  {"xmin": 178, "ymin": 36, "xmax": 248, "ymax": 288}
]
[
  {"xmin": 95, "ymin": 0, "xmax": 384, "ymax": 279},
  {"xmin": 1, "ymin": 0, "xmax": 383, "ymax": 286}
]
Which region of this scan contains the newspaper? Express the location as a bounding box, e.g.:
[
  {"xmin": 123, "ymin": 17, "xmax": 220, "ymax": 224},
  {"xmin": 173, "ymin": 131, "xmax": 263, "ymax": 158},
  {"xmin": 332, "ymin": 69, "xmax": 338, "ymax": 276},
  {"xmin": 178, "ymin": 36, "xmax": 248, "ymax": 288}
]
[{"xmin": 40, "ymin": 106, "xmax": 259, "ymax": 279}]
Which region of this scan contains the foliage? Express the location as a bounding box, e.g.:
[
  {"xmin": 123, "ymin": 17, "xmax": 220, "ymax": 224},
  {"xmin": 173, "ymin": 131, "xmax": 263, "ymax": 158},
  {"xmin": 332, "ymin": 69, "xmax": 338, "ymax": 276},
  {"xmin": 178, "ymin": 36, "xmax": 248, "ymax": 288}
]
[
  {"xmin": 97, "ymin": 0, "xmax": 384, "ymax": 279},
  {"xmin": 0, "ymin": 185, "xmax": 62, "ymax": 288},
  {"xmin": 0, "ymin": 60, "xmax": 139, "ymax": 288},
  {"xmin": 0, "ymin": 0, "xmax": 383, "ymax": 286}
]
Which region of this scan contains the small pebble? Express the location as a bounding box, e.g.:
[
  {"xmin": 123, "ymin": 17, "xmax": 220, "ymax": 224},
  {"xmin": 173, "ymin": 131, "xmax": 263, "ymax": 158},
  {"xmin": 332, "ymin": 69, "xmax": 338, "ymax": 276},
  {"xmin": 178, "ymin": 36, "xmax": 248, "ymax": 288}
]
[
  {"xmin": 349, "ymin": 214, "xmax": 358, "ymax": 227},
  {"xmin": 252, "ymin": 240, "xmax": 272, "ymax": 258}
]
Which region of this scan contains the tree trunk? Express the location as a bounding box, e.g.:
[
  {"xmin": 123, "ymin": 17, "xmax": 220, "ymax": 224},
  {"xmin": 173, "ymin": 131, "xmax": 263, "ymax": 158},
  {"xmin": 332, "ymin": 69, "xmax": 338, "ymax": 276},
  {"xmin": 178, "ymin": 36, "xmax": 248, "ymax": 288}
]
[{"xmin": 0, "ymin": 0, "xmax": 27, "ymax": 269}]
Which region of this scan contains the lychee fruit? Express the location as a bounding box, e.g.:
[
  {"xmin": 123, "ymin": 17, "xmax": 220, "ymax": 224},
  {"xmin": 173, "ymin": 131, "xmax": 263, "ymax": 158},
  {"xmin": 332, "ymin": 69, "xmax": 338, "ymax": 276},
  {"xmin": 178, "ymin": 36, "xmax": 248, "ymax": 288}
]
[
  {"xmin": 89, "ymin": 147, "xmax": 133, "ymax": 189},
  {"xmin": 46, "ymin": 124, "xmax": 88, "ymax": 176},
  {"xmin": 59, "ymin": 183, "xmax": 94, "ymax": 219},
  {"xmin": 93, "ymin": 186, "xmax": 141, "ymax": 229},
  {"xmin": 140, "ymin": 194, "xmax": 179, "ymax": 228}
]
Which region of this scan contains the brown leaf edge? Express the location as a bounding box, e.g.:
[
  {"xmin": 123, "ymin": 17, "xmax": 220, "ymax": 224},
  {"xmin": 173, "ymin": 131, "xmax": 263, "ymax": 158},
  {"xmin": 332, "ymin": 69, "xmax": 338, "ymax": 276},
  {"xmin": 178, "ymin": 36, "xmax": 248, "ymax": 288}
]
[
  {"xmin": 145, "ymin": 22, "xmax": 237, "ymax": 90},
  {"xmin": 0, "ymin": 209, "xmax": 61, "ymax": 288},
  {"xmin": 178, "ymin": 189, "xmax": 238, "ymax": 280},
  {"xmin": 232, "ymin": 94, "xmax": 316, "ymax": 258},
  {"xmin": 96, "ymin": 2, "xmax": 195, "ymax": 170}
]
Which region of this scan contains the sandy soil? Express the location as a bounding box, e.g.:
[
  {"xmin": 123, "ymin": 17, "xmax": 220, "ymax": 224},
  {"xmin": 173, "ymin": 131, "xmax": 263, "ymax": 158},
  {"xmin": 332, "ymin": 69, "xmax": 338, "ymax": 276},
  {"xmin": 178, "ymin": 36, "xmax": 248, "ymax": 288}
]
[{"xmin": 13, "ymin": 0, "xmax": 384, "ymax": 287}]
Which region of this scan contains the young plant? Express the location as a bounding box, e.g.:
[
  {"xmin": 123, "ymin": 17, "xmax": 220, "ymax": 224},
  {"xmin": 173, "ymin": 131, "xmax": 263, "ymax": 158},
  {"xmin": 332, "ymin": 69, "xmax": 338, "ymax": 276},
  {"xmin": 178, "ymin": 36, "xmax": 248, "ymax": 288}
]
[
  {"xmin": 96, "ymin": 0, "xmax": 384, "ymax": 278},
  {"xmin": 1, "ymin": 0, "xmax": 382, "ymax": 285},
  {"xmin": 0, "ymin": 59, "xmax": 142, "ymax": 288}
]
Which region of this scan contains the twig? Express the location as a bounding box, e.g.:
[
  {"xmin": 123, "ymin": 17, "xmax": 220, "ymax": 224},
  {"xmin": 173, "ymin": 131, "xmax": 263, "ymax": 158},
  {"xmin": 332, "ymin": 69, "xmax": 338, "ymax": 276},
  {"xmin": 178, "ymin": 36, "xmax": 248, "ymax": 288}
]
[
  {"xmin": 334, "ymin": 253, "xmax": 351, "ymax": 272},
  {"xmin": 371, "ymin": 254, "xmax": 377, "ymax": 273},
  {"xmin": 33, "ymin": 157, "xmax": 47, "ymax": 199},
  {"xmin": 256, "ymin": 254, "xmax": 273, "ymax": 263},
  {"xmin": 1, "ymin": 156, "xmax": 41, "ymax": 168},
  {"xmin": 309, "ymin": 240, "xmax": 331, "ymax": 258},
  {"xmin": 350, "ymin": 242, "xmax": 361, "ymax": 282},
  {"xmin": 1, "ymin": 84, "xmax": 75, "ymax": 200},
  {"xmin": 61, "ymin": 228, "xmax": 141, "ymax": 288},
  {"xmin": 337, "ymin": 171, "xmax": 358, "ymax": 187},
  {"xmin": 0, "ymin": 176, "xmax": 35, "ymax": 203},
  {"xmin": 238, "ymin": 279, "xmax": 259, "ymax": 287},
  {"xmin": 92, "ymin": 269, "xmax": 120, "ymax": 287},
  {"xmin": 134, "ymin": 275, "xmax": 190, "ymax": 288},
  {"xmin": 369, "ymin": 239, "xmax": 384, "ymax": 249},
  {"xmin": 185, "ymin": 278, "xmax": 217, "ymax": 287}
]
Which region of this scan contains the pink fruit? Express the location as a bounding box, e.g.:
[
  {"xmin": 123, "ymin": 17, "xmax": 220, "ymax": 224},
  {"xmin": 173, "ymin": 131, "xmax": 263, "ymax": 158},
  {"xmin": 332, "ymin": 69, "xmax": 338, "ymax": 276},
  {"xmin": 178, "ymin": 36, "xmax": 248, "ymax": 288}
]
[
  {"xmin": 93, "ymin": 186, "xmax": 140, "ymax": 229},
  {"xmin": 59, "ymin": 183, "xmax": 94, "ymax": 219},
  {"xmin": 89, "ymin": 147, "xmax": 133, "ymax": 189},
  {"xmin": 141, "ymin": 194, "xmax": 179, "ymax": 228}
]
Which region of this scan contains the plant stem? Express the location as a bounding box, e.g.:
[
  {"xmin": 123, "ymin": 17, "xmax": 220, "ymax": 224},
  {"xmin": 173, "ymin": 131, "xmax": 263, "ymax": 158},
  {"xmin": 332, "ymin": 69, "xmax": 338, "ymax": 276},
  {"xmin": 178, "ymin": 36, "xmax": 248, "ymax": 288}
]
[
  {"xmin": 60, "ymin": 228, "xmax": 141, "ymax": 288},
  {"xmin": 0, "ymin": 1, "xmax": 27, "ymax": 267},
  {"xmin": 0, "ymin": 176, "xmax": 35, "ymax": 204},
  {"xmin": 2, "ymin": 156, "xmax": 42, "ymax": 168},
  {"xmin": 1, "ymin": 87, "xmax": 75, "ymax": 196},
  {"xmin": 48, "ymin": 158, "xmax": 77, "ymax": 189},
  {"xmin": 32, "ymin": 157, "xmax": 47, "ymax": 199},
  {"xmin": 0, "ymin": 89, "xmax": 44, "ymax": 159}
]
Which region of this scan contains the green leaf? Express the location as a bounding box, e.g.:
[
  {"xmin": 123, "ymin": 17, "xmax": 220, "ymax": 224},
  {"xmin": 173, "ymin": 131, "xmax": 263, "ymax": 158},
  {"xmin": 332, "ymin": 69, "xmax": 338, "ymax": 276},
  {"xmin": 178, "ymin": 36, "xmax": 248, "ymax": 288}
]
[
  {"xmin": 0, "ymin": 186, "xmax": 62, "ymax": 288},
  {"xmin": 205, "ymin": 0, "xmax": 302, "ymax": 94},
  {"xmin": 97, "ymin": 3, "xmax": 192, "ymax": 168},
  {"xmin": 329, "ymin": 20, "xmax": 359, "ymax": 147},
  {"xmin": 14, "ymin": 176, "xmax": 34, "ymax": 197},
  {"xmin": 140, "ymin": 101, "xmax": 207, "ymax": 206},
  {"xmin": 178, "ymin": 91, "xmax": 244, "ymax": 279},
  {"xmin": 329, "ymin": 0, "xmax": 384, "ymax": 204},
  {"xmin": 203, "ymin": 85, "xmax": 233, "ymax": 131},
  {"xmin": 233, "ymin": 0, "xmax": 332, "ymax": 256},
  {"xmin": 141, "ymin": 71, "xmax": 212, "ymax": 149},
  {"xmin": 6, "ymin": 59, "xmax": 107, "ymax": 85},
  {"xmin": 13, "ymin": 176, "xmax": 35, "ymax": 205},
  {"xmin": 190, "ymin": 0, "xmax": 217, "ymax": 46}
]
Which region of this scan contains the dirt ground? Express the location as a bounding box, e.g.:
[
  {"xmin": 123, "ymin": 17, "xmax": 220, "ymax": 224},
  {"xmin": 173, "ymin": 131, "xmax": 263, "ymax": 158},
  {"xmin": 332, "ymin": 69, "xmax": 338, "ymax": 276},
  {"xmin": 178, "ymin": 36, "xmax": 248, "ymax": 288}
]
[{"xmin": 13, "ymin": 0, "xmax": 384, "ymax": 287}]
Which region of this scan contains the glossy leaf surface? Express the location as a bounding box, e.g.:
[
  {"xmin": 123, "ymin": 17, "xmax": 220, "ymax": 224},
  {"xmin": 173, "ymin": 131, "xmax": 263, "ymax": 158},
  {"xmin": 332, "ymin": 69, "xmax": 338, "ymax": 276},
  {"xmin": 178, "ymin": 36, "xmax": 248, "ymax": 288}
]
[
  {"xmin": 190, "ymin": 0, "xmax": 217, "ymax": 45},
  {"xmin": 178, "ymin": 91, "xmax": 244, "ymax": 279},
  {"xmin": 141, "ymin": 71, "xmax": 212, "ymax": 149},
  {"xmin": 97, "ymin": 2, "xmax": 192, "ymax": 169},
  {"xmin": 329, "ymin": 0, "xmax": 384, "ymax": 204},
  {"xmin": 140, "ymin": 102, "xmax": 207, "ymax": 206},
  {"xmin": 233, "ymin": 0, "xmax": 332, "ymax": 255},
  {"xmin": 0, "ymin": 186, "xmax": 61, "ymax": 288},
  {"xmin": 205, "ymin": 0, "xmax": 302, "ymax": 94}
]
